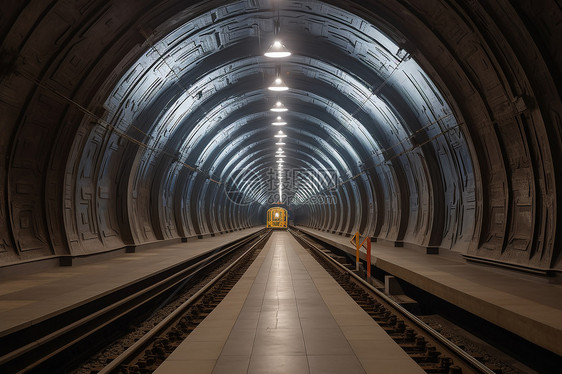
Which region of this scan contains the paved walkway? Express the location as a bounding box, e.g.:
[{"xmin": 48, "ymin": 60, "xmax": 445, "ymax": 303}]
[{"xmin": 155, "ymin": 231, "xmax": 423, "ymax": 374}]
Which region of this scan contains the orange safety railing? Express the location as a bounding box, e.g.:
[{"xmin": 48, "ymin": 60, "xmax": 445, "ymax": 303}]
[{"xmin": 349, "ymin": 232, "xmax": 372, "ymax": 279}]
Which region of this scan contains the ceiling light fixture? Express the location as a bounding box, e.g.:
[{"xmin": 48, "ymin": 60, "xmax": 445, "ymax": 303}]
[
  {"xmin": 275, "ymin": 141, "xmax": 286, "ymax": 146},
  {"xmin": 271, "ymin": 101, "xmax": 288, "ymax": 112},
  {"xmin": 264, "ymin": 40, "xmax": 292, "ymax": 58},
  {"xmin": 272, "ymin": 116, "xmax": 287, "ymax": 126},
  {"xmin": 274, "ymin": 130, "xmax": 287, "ymax": 138},
  {"xmin": 268, "ymin": 77, "xmax": 288, "ymax": 92}
]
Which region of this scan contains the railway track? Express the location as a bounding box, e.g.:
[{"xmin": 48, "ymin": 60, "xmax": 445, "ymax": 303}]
[
  {"xmin": 96, "ymin": 230, "xmax": 271, "ymax": 373},
  {"xmin": 0, "ymin": 229, "xmax": 270, "ymax": 374},
  {"xmin": 289, "ymin": 228, "xmax": 497, "ymax": 374}
]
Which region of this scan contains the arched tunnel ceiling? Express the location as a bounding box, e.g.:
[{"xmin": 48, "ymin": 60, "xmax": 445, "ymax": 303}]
[
  {"xmin": 0, "ymin": 0, "xmax": 561, "ymax": 273},
  {"xmin": 104, "ymin": 1, "xmax": 459, "ymax": 207}
]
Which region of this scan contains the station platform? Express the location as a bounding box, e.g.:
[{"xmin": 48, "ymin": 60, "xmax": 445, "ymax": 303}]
[
  {"xmin": 0, "ymin": 227, "xmax": 264, "ymax": 337},
  {"xmin": 295, "ymin": 226, "xmax": 562, "ymax": 357},
  {"xmin": 155, "ymin": 231, "xmax": 423, "ymax": 374}
]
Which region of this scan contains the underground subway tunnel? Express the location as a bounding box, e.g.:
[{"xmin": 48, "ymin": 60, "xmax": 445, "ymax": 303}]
[{"xmin": 0, "ymin": 0, "xmax": 561, "ymax": 372}]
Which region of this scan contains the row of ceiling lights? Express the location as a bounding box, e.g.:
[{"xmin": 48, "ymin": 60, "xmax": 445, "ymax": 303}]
[{"xmin": 265, "ymin": 39, "xmax": 291, "ymax": 203}]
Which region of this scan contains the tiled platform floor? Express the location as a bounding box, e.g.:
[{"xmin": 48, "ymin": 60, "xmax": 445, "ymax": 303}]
[
  {"xmin": 297, "ymin": 227, "xmax": 562, "ymax": 357},
  {"xmin": 0, "ymin": 227, "xmax": 263, "ymax": 336},
  {"xmin": 155, "ymin": 231, "xmax": 423, "ymax": 374}
]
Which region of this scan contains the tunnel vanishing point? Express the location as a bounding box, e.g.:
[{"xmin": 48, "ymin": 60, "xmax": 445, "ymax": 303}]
[{"xmin": 0, "ymin": 0, "xmax": 561, "ymax": 276}]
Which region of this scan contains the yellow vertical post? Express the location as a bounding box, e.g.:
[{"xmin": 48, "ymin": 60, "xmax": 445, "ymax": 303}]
[
  {"xmin": 366, "ymin": 237, "xmax": 371, "ymax": 280},
  {"xmin": 349, "ymin": 232, "xmax": 361, "ymax": 271},
  {"xmin": 354, "ymin": 232, "xmax": 361, "ymax": 271}
]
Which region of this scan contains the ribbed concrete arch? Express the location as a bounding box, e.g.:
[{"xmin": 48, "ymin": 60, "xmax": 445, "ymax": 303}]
[
  {"xmin": 0, "ymin": 0, "xmax": 560, "ymax": 275},
  {"xmin": 211, "ymin": 127, "xmax": 357, "ymax": 204}
]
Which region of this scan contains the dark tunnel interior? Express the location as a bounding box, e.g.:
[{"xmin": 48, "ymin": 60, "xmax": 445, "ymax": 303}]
[{"xmin": 0, "ymin": 0, "xmax": 561, "ymax": 274}]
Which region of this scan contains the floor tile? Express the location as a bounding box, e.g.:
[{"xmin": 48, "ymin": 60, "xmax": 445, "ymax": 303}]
[
  {"xmin": 220, "ymin": 328, "xmax": 256, "ymax": 356},
  {"xmin": 248, "ymin": 355, "xmax": 309, "ymax": 374},
  {"xmin": 212, "ymin": 355, "xmax": 250, "ymax": 374},
  {"xmin": 302, "ymin": 327, "xmax": 355, "ymax": 355},
  {"xmin": 308, "ymin": 355, "xmax": 366, "ymax": 374},
  {"xmin": 252, "ymin": 328, "xmax": 306, "ymax": 356}
]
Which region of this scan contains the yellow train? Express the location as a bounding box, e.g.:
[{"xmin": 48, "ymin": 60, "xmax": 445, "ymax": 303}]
[{"xmin": 266, "ymin": 207, "xmax": 288, "ymax": 229}]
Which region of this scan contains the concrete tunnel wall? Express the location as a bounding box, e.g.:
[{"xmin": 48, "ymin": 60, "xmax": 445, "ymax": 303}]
[{"xmin": 0, "ymin": 0, "xmax": 560, "ymax": 273}]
